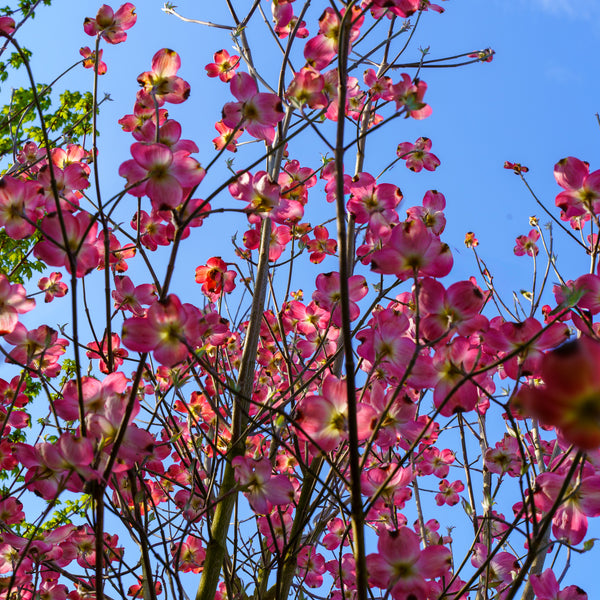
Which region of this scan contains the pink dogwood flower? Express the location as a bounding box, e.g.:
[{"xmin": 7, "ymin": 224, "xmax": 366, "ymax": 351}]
[
  {"xmin": 51, "ymin": 143, "xmax": 90, "ymax": 169},
  {"xmin": 485, "ymin": 316, "xmax": 569, "ymax": 380},
  {"xmin": 367, "ymin": 527, "xmax": 452, "ymax": 600},
  {"xmin": 572, "ymin": 273, "xmax": 600, "ymax": 314},
  {"xmin": 212, "ymin": 120, "xmax": 243, "ymax": 152},
  {"xmin": 303, "ymin": 225, "xmax": 337, "ymax": 264},
  {"xmin": 347, "ymin": 172, "xmax": 403, "ymax": 238},
  {"xmin": 0, "ymin": 176, "xmax": 44, "ymax": 239},
  {"xmin": 279, "ymin": 159, "xmax": 317, "ymax": 205},
  {"xmin": 469, "ymin": 47, "xmax": 495, "ymax": 62},
  {"xmin": 389, "ymin": 74, "xmax": 432, "ymax": 119},
  {"xmin": 119, "ymin": 142, "xmax": 205, "ymax": 210},
  {"xmin": 34, "ymin": 212, "xmax": 100, "ymax": 277},
  {"xmin": 131, "ymin": 209, "xmax": 173, "ymax": 250},
  {"xmin": 257, "ymin": 510, "xmax": 293, "ymax": 554},
  {"xmin": 195, "ymin": 257, "xmax": 237, "ymax": 301},
  {"xmin": 132, "ymin": 118, "xmax": 198, "ymax": 155},
  {"xmin": 0, "ymin": 16, "xmax": 15, "ymax": 35},
  {"xmin": 534, "ymin": 467, "xmax": 600, "ymax": 545},
  {"xmin": 364, "ymin": 68, "xmax": 393, "ymax": 101},
  {"xmin": 16, "ymin": 141, "xmax": 45, "ymax": 172},
  {"xmin": 417, "ymin": 447, "xmax": 455, "ymax": 478},
  {"xmin": 295, "ymin": 374, "xmax": 376, "ymax": 453},
  {"xmin": 268, "ymin": 224, "xmax": 292, "ymax": 261},
  {"xmin": 137, "ymin": 48, "xmax": 191, "ymax": 105},
  {"xmin": 304, "ymin": 7, "xmax": 363, "ymax": 71},
  {"xmin": 431, "ymin": 335, "xmax": 495, "ymax": 416},
  {"xmin": 554, "ymin": 156, "xmax": 600, "ymax": 219},
  {"xmin": 364, "ymin": 382, "xmax": 418, "ymax": 450},
  {"xmin": 122, "ymin": 294, "xmax": 199, "ymax": 367},
  {"xmin": 322, "ymin": 517, "xmax": 351, "ymax": 551},
  {"xmin": 244, "ymin": 224, "xmax": 292, "ymax": 260},
  {"xmin": 272, "ymin": 2, "xmax": 309, "ymax": 38},
  {"xmin": 397, "ymin": 137, "xmax": 440, "ymax": 172},
  {"xmin": 230, "ymin": 170, "xmax": 302, "ymax": 223},
  {"xmin": 370, "ymin": 218, "xmax": 453, "ymax": 281},
  {"xmin": 286, "ymin": 67, "xmax": 328, "ymax": 109},
  {"xmin": 0, "ymin": 497, "xmax": 24, "ymax": 526},
  {"xmin": 356, "ymin": 308, "xmax": 418, "ymax": 383},
  {"xmin": 484, "ymin": 434, "xmax": 523, "ymax": 477},
  {"xmin": 232, "ymin": 456, "xmax": 294, "ymax": 514},
  {"xmin": 517, "ymin": 335, "xmax": 600, "ymax": 450},
  {"xmin": 4, "ymin": 323, "xmax": 68, "ymax": 377},
  {"xmin": 367, "ymin": 0, "xmax": 420, "ymax": 19},
  {"xmin": 128, "ymin": 579, "xmax": 163, "ymax": 598},
  {"xmin": 172, "ymin": 536, "xmax": 206, "ymax": 573},
  {"xmin": 530, "ymin": 569, "xmax": 587, "ymax": 600},
  {"xmin": 79, "ymin": 46, "xmax": 107, "ymax": 75},
  {"xmin": 471, "ymin": 544, "xmax": 519, "ymax": 595},
  {"xmin": 112, "ymin": 275, "xmax": 156, "ymax": 316},
  {"xmin": 361, "ymin": 463, "xmax": 413, "ymax": 509},
  {"xmin": 406, "ymin": 189, "xmax": 447, "ymax": 235},
  {"xmin": 16, "ymin": 433, "xmax": 97, "ymax": 499},
  {"xmin": 119, "ymin": 89, "xmax": 169, "ymax": 133},
  {"xmin": 296, "ymin": 546, "xmax": 325, "ymax": 588},
  {"xmin": 55, "ymin": 371, "xmax": 129, "ymax": 422},
  {"xmin": 205, "ymin": 49, "xmax": 240, "ymax": 82},
  {"xmin": 83, "ymin": 3, "xmax": 137, "ymax": 44},
  {"xmin": 38, "ymin": 272, "xmax": 68, "ymax": 303},
  {"xmin": 37, "ymin": 160, "xmax": 90, "ymax": 213},
  {"xmin": 86, "ymin": 333, "xmax": 129, "ymax": 374},
  {"xmin": 514, "ymin": 229, "xmax": 540, "ymax": 257},
  {"xmin": 418, "ymin": 276, "xmax": 487, "ymax": 342},
  {"xmin": 312, "ymin": 272, "xmax": 368, "ymax": 327},
  {"xmin": 222, "ymin": 72, "xmax": 284, "ymax": 145},
  {"xmin": 0, "ymin": 274, "xmax": 35, "ymax": 335},
  {"xmin": 435, "ymin": 479, "xmax": 464, "ymax": 506}
]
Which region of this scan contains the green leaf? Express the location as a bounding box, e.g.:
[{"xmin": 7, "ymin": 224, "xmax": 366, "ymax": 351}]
[{"xmin": 583, "ymin": 538, "xmax": 597, "ymax": 552}]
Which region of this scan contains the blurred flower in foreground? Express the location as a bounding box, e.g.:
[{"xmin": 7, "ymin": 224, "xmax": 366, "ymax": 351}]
[{"xmin": 516, "ymin": 335, "xmax": 600, "ymax": 450}]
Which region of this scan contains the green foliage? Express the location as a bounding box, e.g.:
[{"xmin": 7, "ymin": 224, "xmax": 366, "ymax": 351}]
[
  {"xmin": 0, "ymin": 86, "xmax": 94, "ymax": 161},
  {"xmin": 0, "ymin": 0, "xmax": 52, "ymax": 19},
  {"xmin": 583, "ymin": 538, "xmax": 598, "ymax": 552},
  {"xmin": 25, "ymin": 375, "xmax": 41, "ymax": 402},
  {"xmin": 0, "ymin": 0, "xmax": 92, "ymax": 165},
  {"xmin": 59, "ymin": 358, "xmax": 77, "ymax": 384},
  {"xmin": 18, "ymin": 495, "xmax": 91, "ymax": 536},
  {"xmin": 51, "ymin": 89, "xmax": 95, "ymax": 141},
  {"xmin": 43, "ymin": 496, "xmax": 91, "ymax": 529},
  {"xmin": 0, "ymin": 47, "xmax": 32, "ymax": 83},
  {"xmin": 0, "ymin": 228, "xmax": 44, "ymax": 283}
]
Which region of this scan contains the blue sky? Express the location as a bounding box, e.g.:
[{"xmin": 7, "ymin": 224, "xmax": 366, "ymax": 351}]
[{"xmin": 6, "ymin": 0, "xmax": 600, "ymax": 593}]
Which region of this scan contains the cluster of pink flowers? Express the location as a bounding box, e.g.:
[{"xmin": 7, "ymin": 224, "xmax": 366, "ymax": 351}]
[{"xmin": 1, "ymin": 2, "xmax": 599, "ymax": 600}]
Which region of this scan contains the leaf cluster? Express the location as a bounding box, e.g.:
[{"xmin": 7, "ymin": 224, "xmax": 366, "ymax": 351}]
[
  {"xmin": 0, "ymin": 0, "xmax": 51, "ymax": 19},
  {"xmin": 0, "ymin": 228, "xmax": 44, "ymax": 282},
  {"xmin": 0, "ymin": 87, "xmax": 94, "ymax": 161}
]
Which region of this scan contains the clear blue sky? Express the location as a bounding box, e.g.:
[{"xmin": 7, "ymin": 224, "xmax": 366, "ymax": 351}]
[{"xmin": 8, "ymin": 0, "xmax": 600, "ymax": 592}]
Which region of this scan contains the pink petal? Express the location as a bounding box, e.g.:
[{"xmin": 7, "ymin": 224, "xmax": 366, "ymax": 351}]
[
  {"xmin": 130, "ymin": 142, "xmax": 173, "ymax": 171},
  {"xmin": 0, "ymin": 308, "xmax": 18, "ymax": 335},
  {"xmin": 122, "ymin": 317, "xmax": 161, "ymax": 352},
  {"xmin": 230, "ymin": 72, "xmax": 258, "ymax": 102},
  {"xmin": 114, "ymin": 3, "xmax": 137, "ymax": 29},
  {"xmin": 554, "ymin": 157, "xmax": 588, "ymax": 191},
  {"xmin": 152, "ymin": 48, "xmax": 181, "ymax": 77},
  {"xmin": 146, "ymin": 174, "xmax": 183, "ymax": 208},
  {"xmin": 417, "ymin": 544, "xmax": 452, "ymax": 578}
]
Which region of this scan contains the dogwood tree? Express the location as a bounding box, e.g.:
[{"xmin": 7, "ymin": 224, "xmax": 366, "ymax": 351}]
[{"xmin": 0, "ymin": 2, "xmax": 598, "ymax": 600}]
